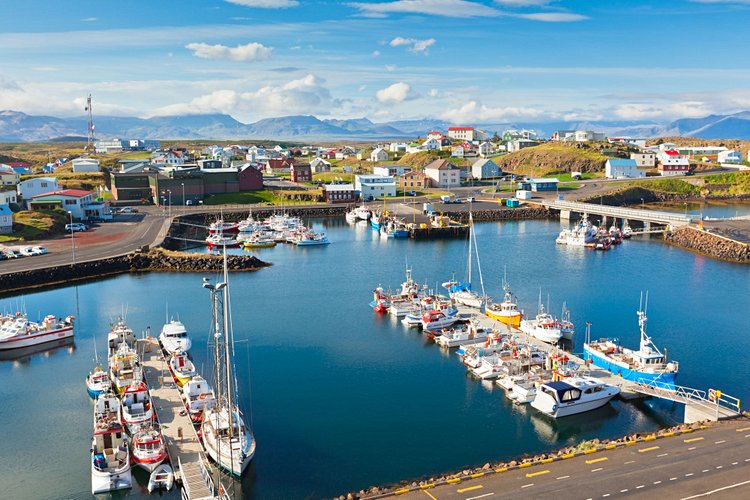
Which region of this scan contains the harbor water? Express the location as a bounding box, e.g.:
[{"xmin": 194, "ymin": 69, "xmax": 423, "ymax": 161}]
[{"xmin": 2, "ymin": 213, "xmax": 750, "ymax": 499}]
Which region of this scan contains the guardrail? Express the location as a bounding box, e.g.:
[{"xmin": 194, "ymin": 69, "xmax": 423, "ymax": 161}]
[{"xmin": 542, "ymin": 200, "xmax": 695, "ymax": 224}]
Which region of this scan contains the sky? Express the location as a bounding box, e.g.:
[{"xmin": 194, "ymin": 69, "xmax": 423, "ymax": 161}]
[{"xmin": 1, "ymin": 0, "xmax": 750, "ymax": 124}]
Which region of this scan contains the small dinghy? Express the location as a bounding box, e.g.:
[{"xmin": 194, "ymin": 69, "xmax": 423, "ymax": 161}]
[{"xmin": 147, "ymin": 463, "xmax": 174, "ymax": 493}]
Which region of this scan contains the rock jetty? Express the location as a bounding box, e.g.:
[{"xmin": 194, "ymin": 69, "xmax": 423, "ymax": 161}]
[
  {"xmin": 446, "ymin": 206, "xmax": 553, "ymax": 222},
  {"xmin": 665, "ymin": 226, "xmax": 750, "ymax": 263}
]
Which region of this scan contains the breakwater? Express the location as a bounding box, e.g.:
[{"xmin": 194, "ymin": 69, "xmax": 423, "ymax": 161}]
[
  {"xmin": 444, "ymin": 206, "xmax": 553, "ymax": 222},
  {"xmin": 665, "ymin": 226, "xmax": 750, "ymax": 263},
  {"xmin": 0, "ymin": 250, "xmax": 270, "ymax": 295}
]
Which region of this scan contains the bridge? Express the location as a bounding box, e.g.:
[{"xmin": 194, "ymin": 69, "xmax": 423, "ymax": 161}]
[
  {"xmin": 540, "ymin": 200, "xmax": 695, "ymax": 228},
  {"xmin": 632, "ymin": 379, "xmax": 742, "ymax": 423}
]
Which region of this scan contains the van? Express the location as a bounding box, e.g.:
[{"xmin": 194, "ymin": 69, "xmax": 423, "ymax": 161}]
[{"xmin": 65, "ymin": 223, "xmax": 88, "ymax": 232}]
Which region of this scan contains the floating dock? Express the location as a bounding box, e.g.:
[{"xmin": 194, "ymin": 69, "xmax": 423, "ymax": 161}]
[{"xmin": 139, "ymin": 338, "xmax": 219, "ymax": 499}]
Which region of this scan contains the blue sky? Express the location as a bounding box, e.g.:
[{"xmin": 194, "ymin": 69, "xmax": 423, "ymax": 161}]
[{"xmin": 1, "ymin": 0, "xmax": 749, "ymax": 124}]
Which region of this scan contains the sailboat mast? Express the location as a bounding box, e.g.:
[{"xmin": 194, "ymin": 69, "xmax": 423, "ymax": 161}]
[
  {"xmin": 221, "ymin": 247, "xmax": 235, "ymax": 438},
  {"xmin": 471, "ymin": 212, "xmax": 487, "ymax": 299},
  {"xmin": 467, "ymin": 212, "xmax": 472, "ymax": 284}
]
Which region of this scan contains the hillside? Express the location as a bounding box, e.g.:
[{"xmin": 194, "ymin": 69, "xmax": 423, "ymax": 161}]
[
  {"xmin": 495, "ymin": 142, "xmax": 627, "ymax": 177},
  {"xmin": 647, "ymin": 137, "xmax": 750, "ymax": 161}
]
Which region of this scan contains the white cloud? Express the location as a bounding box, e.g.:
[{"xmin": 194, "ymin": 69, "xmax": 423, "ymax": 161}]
[
  {"xmin": 385, "ymin": 64, "xmax": 397, "ymax": 71},
  {"xmin": 428, "ymin": 88, "xmax": 439, "ymax": 97},
  {"xmin": 349, "ymin": 0, "xmax": 501, "ymax": 18},
  {"xmin": 225, "ymin": 0, "xmax": 300, "ymax": 8},
  {"xmin": 441, "ymin": 100, "xmax": 546, "ymax": 122},
  {"xmin": 185, "ymin": 41, "xmax": 273, "ymax": 61},
  {"xmin": 494, "ymin": 0, "xmax": 550, "ymax": 5},
  {"xmin": 376, "ymin": 82, "xmax": 417, "ymax": 103},
  {"xmin": 516, "ymin": 12, "xmax": 588, "ymax": 22},
  {"xmin": 372, "ymin": 50, "xmax": 381, "ymax": 57},
  {"xmin": 81, "ymin": 17, "xmax": 97, "ymax": 22},
  {"xmin": 613, "ymin": 102, "xmax": 714, "ymax": 120},
  {"xmin": 389, "ymin": 36, "xmax": 436, "ymax": 53}
]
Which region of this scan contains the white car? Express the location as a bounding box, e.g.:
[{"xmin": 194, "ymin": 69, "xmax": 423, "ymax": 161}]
[
  {"xmin": 65, "ymin": 223, "xmax": 88, "ymax": 232},
  {"xmin": 19, "ymin": 247, "xmax": 36, "ymax": 256},
  {"xmin": 31, "ymin": 246, "xmax": 48, "ymax": 255}
]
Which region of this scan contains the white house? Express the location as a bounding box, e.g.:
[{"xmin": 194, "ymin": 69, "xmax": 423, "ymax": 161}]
[
  {"xmin": 447, "ymin": 127, "xmax": 475, "ymax": 141},
  {"xmin": 471, "ymin": 159, "xmax": 501, "ymax": 180},
  {"xmin": 373, "ymin": 165, "xmax": 411, "ymax": 177},
  {"xmin": 0, "ymin": 204, "xmax": 12, "ymax": 234},
  {"xmin": 71, "ymin": 157, "xmax": 101, "ymax": 173},
  {"xmin": 1, "ymin": 188, "xmax": 17, "ymax": 206},
  {"xmin": 427, "ymin": 131, "xmax": 444, "ymax": 141},
  {"xmin": 424, "ymin": 159, "xmax": 461, "ymax": 188},
  {"xmin": 478, "ymin": 142, "xmax": 494, "ymax": 157},
  {"xmin": 657, "ymin": 150, "xmax": 690, "ymax": 176},
  {"xmin": 30, "ymin": 189, "xmax": 97, "ymax": 220},
  {"xmin": 150, "ymin": 150, "xmax": 186, "ymax": 166},
  {"xmin": 310, "ymin": 158, "xmax": 332, "ymax": 173},
  {"xmin": 389, "ymin": 142, "xmax": 407, "ymax": 153},
  {"xmin": 17, "ymin": 177, "xmax": 59, "ymax": 209},
  {"xmin": 630, "ymin": 152, "xmax": 656, "ymax": 168},
  {"xmin": 451, "ymin": 146, "xmax": 465, "ymax": 158},
  {"xmin": 605, "ymin": 159, "xmax": 645, "ymax": 179},
  {"xmin": 355, "ymin": 174, "xmax": 396, "ymax": 200},
  {"xmin": 718, "ymin": 150, "xmax": 742, "ymax": 164},
  {"xmin": 422, "ymin": 138, "xmax": 441, "ymax": 151},
  {"xmin": 507, "ymin": 139, "xmax": 540, "ymax": 152},
  {"xmin": 370, "ymin": 147, "xmax": 390, "ymax": 162},
  {"xmin": 0, "ymin": 164, "xmax": 20, "ymax": 186}
]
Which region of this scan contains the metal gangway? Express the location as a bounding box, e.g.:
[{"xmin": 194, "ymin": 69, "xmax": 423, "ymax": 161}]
[
  {"xmin": 631, "ymin": 378, "xmax": 742, "ymax": 422},
  {"xmin": 541, "ymin": 200, "xmax": 695, "ymax": 226}
]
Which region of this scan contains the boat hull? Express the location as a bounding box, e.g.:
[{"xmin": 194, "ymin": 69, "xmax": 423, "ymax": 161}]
[
  {"xmin": 485, "ymin": 310, "xmax": 522, "ymax": 328},
  {"xmin": 532, "ymin": 392, "xmax": 616, "ymax": 418},
  {"xmin": 0, "ymin": 326, "xmax": 73, "ymax": 350},
  {"xmin": 583, "ymin": 345, "xmax": 677, "ymax": 390}
]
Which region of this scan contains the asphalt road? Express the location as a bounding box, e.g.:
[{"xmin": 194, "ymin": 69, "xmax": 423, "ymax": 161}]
[{"xmin": 398, "ymin": 419, "xmax": 750, "ymax": 500}]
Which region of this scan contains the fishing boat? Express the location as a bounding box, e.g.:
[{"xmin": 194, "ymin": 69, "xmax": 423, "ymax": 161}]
[
  {"xmin": 168, "ymin": 351, "xmax": 196, "ymax": 387},
  {"xmin": 206, "ymin": 233, "xmax": 241, "ymax": 249},
  {"xmin": 148, "ymin": 464, "xmax": 174, "ymax": 493},
  {"xmin": 0, "ymin": 313, "xmax": 74, "ymax": 351},
  {"xmin": 200, "ymin": 253, "xmax": 256, "ymax": 476},
  {"xmin": 485, "ymin": 280, "xmax": 523, "ymax": 328},
  {"xmin": 558, "ymin": 303, "xmax": 574, "ymax": 340},
  {"xmin": 239, "ymin": 232, "xmax": 277, "ymax": 248},
  {"xmin": 433, "ymin": 319, "xmax": 493, "ymax": 348},
  {"xmin": 181, "ymin": 375, "xmax": 217, "ymax": 424},
  {"xmin": 109, "ymin": 343, "xmax": 140, "ymax": 394},
  {"xmin": 159, "ymin": 319, "xmax": 192, "ymax": 355},
  {"xmin": 470, "ymin": 353, "xmax": 513, "ymax": 380},
  {"xmin": 94, "ymin": 390, "xmax": 122, "ymax": 426},
  {"xmin": 583, "ymin": 293, "xmax": 679, "ymax": 390},
  {"xmin": 295, "ymin": 231, "xmax": 330, "ymax": 246},
  {"xmin": 520, "ymin": 292, "xmax": 563, "ymax": 344},
  {"xmin": 91, "ymin": 405, "xmax": 131, "ymax": 494},
  {"xmin": 121, "ymin": 380, "xmax": 153, "ymax": 432},
  {"xmin": 131, "ymin": 423, "xmax": 168, "ymax": 472},
  {"xmin": 353, "ymin": 205, "xmax": 371, "ymax": 220},
  {"xmin": 208, "ymin": 220, "xmax": 239, "ymax": 233},
  {"xmin": 401, "ymin": 311, "xmax": 423, "ymax": 327},
  {"xmin": 370, "ymin": 288, "xmax": 391, "ymax": 313},
  {"xmin": 86, "ymin": 365, "xmax": 111, "ymax": 399},
  {"xmin": 555, "ymin": 215, "xmax": 598, "ymax": 246},
  {"xmin": 531, "ymin": 376, "xmax": 620, "ymax": 418},
  {"xmin": 345, "ymin": 209, "xmax": 358, "ymax": 223},
  {"xmin": 622, "ymin": 224, "xmax": 633, "ymax": 239},
  {"xmin": 421, "ymin": 309, "xmax": 459, "ymax": 331},
  {"xmin": 107, "ymin": 317, "xmax": 135, "ymax": 357}
]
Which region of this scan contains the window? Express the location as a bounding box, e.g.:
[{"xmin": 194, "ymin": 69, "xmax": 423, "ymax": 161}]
[
  {"xmin": 41, "ymin": 182, "xmax": 48, "ymax": 188},
  {"xmin": 65, "ymin": 199, "xmax": 76, "ymax": 205}
]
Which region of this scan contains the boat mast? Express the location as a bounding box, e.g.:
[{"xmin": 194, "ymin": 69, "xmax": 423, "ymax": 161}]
[
  {"xmin": 221, "ymin": 247, "xmax": 235, "ymax": 440},
  {"xmin": 471, "ymin": 212, "xmax": 487, "ymax": 301},
  {"xmin": 467, "ymin": 212, "xmax": 472, "ymax": 285}
]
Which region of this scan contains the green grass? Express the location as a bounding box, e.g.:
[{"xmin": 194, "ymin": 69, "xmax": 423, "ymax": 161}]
[
  {"xmin": 628, "ymin": 178, "xmax": 701, "ymax": 195},
  {"xmin": 0, "ymin": 209, "xmax": 68, "ymax": 242},
  {"xmin": 313, "ymin": 172, "xmax": 354, "ymax": 183},
  {"xmin": 702, "ymin": 171, "xmax": 750, "ymax": 195},
  {"xmin": 202, "ymin": 190, "xmax": 323, "ymax": 206},
  {"xmin": 546, "ymin": 172, "xmax": 596, "ymax": 182}
]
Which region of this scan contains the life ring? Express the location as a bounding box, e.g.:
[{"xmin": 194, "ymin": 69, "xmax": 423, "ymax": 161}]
[{"xmin": 708, "ymin": 391, "xmax": 716, "ymax": 402}]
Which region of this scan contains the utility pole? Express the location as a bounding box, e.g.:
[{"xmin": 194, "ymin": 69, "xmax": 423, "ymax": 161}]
[{"xmin": 84, "ymin": 94, "xmax": 95, "ymax": 152}]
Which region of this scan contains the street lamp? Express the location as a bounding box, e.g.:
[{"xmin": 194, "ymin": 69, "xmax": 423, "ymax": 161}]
[
  {"xmin": 67, "ymin": 211, "xmax": 76, "ymax": 266},
  {"xmin": 640, "ymin": 198, "xmax": 645, "ymax": 209},
  {"xmin": 684, "ymin": 202, "xmax": 688, "ymax": 216},
  {"xmin": 167, "ymin": 189, "xmax": 172, "ymax": 218},
  {"xmin": 181, "ymin": 182, "xmax": 185, "ymax": 208}
]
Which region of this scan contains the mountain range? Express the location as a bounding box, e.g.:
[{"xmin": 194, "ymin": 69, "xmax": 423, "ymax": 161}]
[{"xmin": 2, "ymin": 109, "xmax": 750, "ymax": 142}]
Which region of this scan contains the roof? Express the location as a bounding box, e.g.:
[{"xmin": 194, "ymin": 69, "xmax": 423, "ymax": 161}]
[
  {"xmin": 0, "ymin": 204, "xmax": 12, "ymax": 216},
  {"xmin": 472, "ymin": 158, "xmax": 497, "ymax": 167},
  {"xmin": 424, "ymin": 159, "xmax": 458, "ymax": 171},
  {"xmin": 528, "ymin": 178, "xmax": 560, "ymax": 183},
  {"xmin": 664, "ymin": 150, "xmax": 680, "ymax": 156},
  {"xmin": 448, "ymin": 126, "xmax": 474, "ymax": 131},
  {"xmin": 607, "ymin": 159, "xmax": 638, "ymax": 167},
  {"xmin": 323, "ymin": 183, "xmax": 354, "ymax": 192},
  {"xmin": 32, "ymin": 189, "xmax": 92, "ymax": 199}
]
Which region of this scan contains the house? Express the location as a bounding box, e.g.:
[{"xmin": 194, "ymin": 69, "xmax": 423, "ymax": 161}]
[
  {"xmin": 605, "ymin": 159, "xmax": 645, "ymax": 179},
  {"xmin": 451, "ymin": 146, "xmax": 465, "ymax": 158},
  {"xmin": 71, "ymin": 157, "xmax": 101, "ymax": 173},
  {"xmin": 310, "ymin": 158, "xmax": 332, "ymax": 173},
  {"xmin": 503, "ymin": 129, "xmax": 537, "ymax": 141},
  {"xmin": 478, "ymin": 142, "xmax": 494, "ymax": 157},
  {"xmin": 150, "ymin": 150, "xmax": 186, "ymax": 166},
  {"xmin": 95, "ymin": 139, "xmax": 125, "ymax": 154},
  {"xmin": 398, "ymin": 171, "xmax": 431, "ymax": 190},
  {"xmin": 323, "ymin": 183, "xmax": 358, "ymax": 203},
  {"xmin": 374, "ymin": 165, "xmax": 411, "ymax": 177},
  {"xmin": 630, "ymin": 152, "xmax": 656, "ymax": 168},
  {"xmin": 198, "ymin": 159, "xmax": 223, "ymax": 170},
  {"xmin": 718, "ymin": 150, "xmax": 742, "ymax": 164},
  {"xmin": 30, "ymin": 189, "xmax": 101, "ymax": 220},
  {"xmin": 264, "ymin": 158, "xmax": 294, "ymax": 174},
  {"xmin": 0, "ymin": 204, "xmax": 12, "ymax": 234},
  {"xmin": 471, "ymin": 159, "xmax": 501, "ymax": 180},
  {"xmin": 389, "ymin": 142, "xmax": 408, "ymax": 153},
  {"xmin": 0, "ymin": 188, "xmax": 17, "ymax": 206},
  {"xmin": 290, "ymin": 163, "xmax": 312, "ymax": 183},
  {"xmin": 550, "ymin": 130, "xmax": 575, "ymax": 141},
  {"xmin": 370, "ymin": 147, "xmax": 390, "ymax": 162},
  {"xmin": 677, "ymin": 146, "xmax": 728, "ymax": 161},
  {"xmin": 0, "ymin": 164, "xmax": 21, "ymax": 186},
  {"xmin": 17, "ymin": 177, "xmax": 59, "ymax": 209},
  {"xmin": 238, "ymin": 164, "xmax": 264, "ymax": 191},
  {"xmin": 507, "ymin": 139, "xmax": 540, "ymax": 152},
  {"xmin": 424, "ymin": 159, "xmax": 461, "ymax": 188},
  {"xmin": 447, "ymin": 127, "xmax": 475, "ymax": 142},
  {"xmin": 355, "ymin": 174, "xmax": 396, "ymax": 200},
  {"xmin": 609, "ymin": 137, "xmax": 646, "ymax": 148},
  {"xmin": 527, "ymin": 178, "xmax": 560, "ymax": 192},
  {"xmin": 422, "ymin": 138, "xmax": 441, "ymax": 151},
  {"xmin": 657, "ymin": 150, "xmax": 690, "ymax": 176},
  {"xmin": 427, "ymin": 131, "xmax": 444, "ymax": 141}
]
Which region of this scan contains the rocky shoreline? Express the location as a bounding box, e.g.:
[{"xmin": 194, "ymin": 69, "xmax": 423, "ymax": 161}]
[
  {"xmin": 444, "ymin": 206, "xmax": 553, "ymax": 222},
  {"xmin": 665, "ymin": 226, "xmax": 750, "ymax": 263},
  {"xmin": 0, "ymin": 250, "xmax": 270, "ymax": 295}
]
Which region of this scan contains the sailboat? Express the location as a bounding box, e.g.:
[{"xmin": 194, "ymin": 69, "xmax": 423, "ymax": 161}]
[
  {"xmin": 445, "ymin": 212, "xmax": 486, "ymax": 309},
  {"xmin": 86, "ymin": 321, "xmax": 110, "ymax": 399},
  {"xmin": 200, "ymin": 249, "xmax": 256, "ymax": 477}
]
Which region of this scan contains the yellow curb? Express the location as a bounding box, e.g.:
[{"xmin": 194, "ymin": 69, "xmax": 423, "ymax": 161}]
[
  {"xmin": 494, "ymin": 467, "xmax": 508, "ymax": 473},
  {"xmin": 662, "ymin": 432, "xmax": 675, "ymax": 437},
  {"xmin": 584, "ymin": 449, "xmax": 597, "ymax": 454},
  {"xmin": 420, "ymin": 484, "xmax": 435, "ymax": 490},
  {"xmin": 519, "ymin": 463, "xmax": 533, "ymax": 468},
  {"xmin": 605, "ymin": 444, "xmax": 617, "ymax": 450},
  {"xmin": 394, "ymin": 488, "xmax": 410, "ymax": 495},
  {"xmin": 470, "ymin": 473, "xmax": 485, "ymax": 479},
  {"xmin": 541, "ymin": 458, "xmax": 554, "ymax": 464},
  {"xmin": 644, "ymin": 435, "xmax": 657, "ymax": 441},
  {"xmin": 446, "ymin": 478, "xmax": 461, "ymax": 484},
  {"xmin": 562, "ymin": 453, "xmax": 576, "ymax": 459},
  {"xmin": 682, "ymin": 428, "xmax": 694, "ymax": 434}
]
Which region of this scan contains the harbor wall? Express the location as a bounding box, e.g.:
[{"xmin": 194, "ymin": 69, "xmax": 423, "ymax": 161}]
[
  {"xmin": 0, "ymin": 250, "xmax": 270, "ymax": 295},
  {"xmin": 442, "ymin": 206, "xmax": 554, "ymax": 222},
  {"xmin": 665, "ymin": 226, "xmax": 750, "ymax": 263}
]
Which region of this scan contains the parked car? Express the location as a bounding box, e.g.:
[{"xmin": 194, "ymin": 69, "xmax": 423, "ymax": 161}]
[
  {"xmin": 467, "ymin": 196, "xmax": 476, "ymax": 202},
  {"xmin": 19, "ymin": 246, "xmax": 36, "ymax": 256},
  {"xmin": 0, "ymin": 253, "xmax": 8, "ymax": 261},
  {"xmin": 119, "ymin": 207, "xmax": 138, "ymax": 213},
  {"xmin": 5, "ymin": 250, "xmax": 23, "ymax": 258},
  {"xmin": 31, "ymin": 246, "xmax": 48, "ymax": 255},
  {"xmin": 65, "ymin": 223, "xmax": 88, "ymax": 232}
]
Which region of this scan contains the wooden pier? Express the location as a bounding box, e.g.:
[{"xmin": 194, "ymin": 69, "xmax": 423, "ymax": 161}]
[{"xmin": 138, "ymin": 338, "xmax": 218, "ymax": 499}]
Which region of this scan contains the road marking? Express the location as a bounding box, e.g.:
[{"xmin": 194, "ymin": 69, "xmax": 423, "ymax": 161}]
[
  {"xmin": 680, "ymin": 479, "xmax": 750, "ymax": 499},
  {"xmin": 745, "ymin": 459, "xmax": 750, "ymax": 462},
  {"xmin": 658, "ymin": 453, "xmax": 669, "ymax": 457},
  {"xmin": 526, "ymin": 470, "xmax": 550, "ymax": 478},
  {"xmin": 654, "ymin": 481, "xmax": 662, "ymax": 485},
  {"xmin": 736, "ymin": 426, "xmax": 750, "ymax": 432},
  {"xmin": 716, "ymin": 466, "xmax": 723, "ymax": 469},
  {"xmin": 466, "ymin": 494, "xmax": 494, "ymax": 500},
  {"xmin": 557, "ymin": 476, "xmax": 570, "ymax": 480},
  {"xmin": 688, "ymin": 447, "xmax": 697, "ymax": 451},
  {"xmin": 602, "ymin": 495, "xmax": 610, "ymax": 498},
  {"xmin": 624, "ymin": 460, "xmax": 635, "ymax": 465},
  {"xmin": 732, "ymin": 462, "xmax": 739, "ymax": 465},
  {"xmin": 686, "ymin": 473, "xmax": 694, "ymax": 477},
  {"xmin": 591, "ymin": 468, "xmax": 604, "ymax": 472},
  {"xmin": 422, "ymin": 490, "xmax": 437, "ymax": 500},
  {"xmin": 620, "ymin": 489, "xmax": 629, "ymax": 493},
  {"xmin": 636, "ymin": 485, "xmax": 645, "ymax": 489},
  {"xmin": 639, "ymin": 446, "xmax": 660, "ymax": 453},
  {"xmin": 585, "ymin": 457, "xmax": 608, "ymax": 465},
  {"xmin": 684, "ymin": 437, "xmax": 704, "ymax": 443},
  {"xmin": 521, "ymin": 484, "xmax": 534, "ymax": 489},
  {"xmin": 702, "ymin": 469, "xmax": 709, "ymax": 473},
  {"xmin": 670, "ymin": 477, "xmax": 678, "ymax": 481},
  {"xmin": 457, "ymin": 485, "xmax": 483, "ymax": 493},
  {"xmin": 746, "ymin": 434, "xmax": 750, "ymax": 438},
  {"xmin": 715, "ymin": 440, "xmax": 726, "ymax": 444}
]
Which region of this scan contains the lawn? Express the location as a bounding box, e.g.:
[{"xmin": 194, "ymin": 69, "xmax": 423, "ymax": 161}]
[
  {"xmin": 546, "ymin": 172, "xmax": 597, "ymax": 182},
  {"xmin": 313, "ymin": 171, "xmax": 354, "ymax": 183},
  {"xmin": 202, "ymin": 190, "xmax": 323, "ymax": 206},
  {"xmin": 0, "ymin": 209, "xmax": 68, "ymax": 242}
]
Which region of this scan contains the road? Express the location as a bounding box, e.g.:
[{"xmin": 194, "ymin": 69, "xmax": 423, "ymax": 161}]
[{"xmin": 397, "ymin": 419, "xmax": 750, "ymax": 500}]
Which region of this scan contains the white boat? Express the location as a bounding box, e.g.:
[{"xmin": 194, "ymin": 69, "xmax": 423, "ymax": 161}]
[
  {"xmin": 353, "ymin": 205, "xmax": 372, "ymax": 220},
  {"xmin": 559, "ymin": 302, "xmax": 574, "ymax": 340},
  {"xmin": 531, "ymin": 376, "xmax": 620, "ymax": 418},
  {"xmin": 91, "ymin": 408, "xmax": 131, "ymax": 494},
  {"xmin": 182, "ymin": 375, "xmax": 217, "ymax": 424},
  {"xmin": 132, "ymin": 423, "xmax": 168, "ymax": 472},
  {"xmin": 470, "ymin": 353, "xmax": 513, "ymax": 379},
  {"xmin": 0, "ymin": 313, "xmax": 74, "ymax": 351},
  {"xmin": 434, "ymin": 320, "xmax": 493, "ymax": 348},
  {"xmin": 160, "ymin": 319, "xmax": 192, "ymax": 355},
  {"xmin": 109, "ymin": 343, "xmax": 140, "ymax": 394},
  {"xmin": 107, "ymin": 317, "xmax": 135, "ymax": 357},
  {"xmin": 86, "ymin": 365, "xmax": 110, "ymax": 399},
  {"xmin": 206, "ymin": 233, "xmax": 241, "ymax": 249},
  {"xmin": 148, "ymin": 464, "xmax": 174, "ymax": 493},
  {"xmin": 121, "ymin": 380, "xmax": 154, "ymax": 432},
  {"xmin": 168, "ymin": 351, "xmax": 196, "ymax": 387},
  {"xmin": 94, "ymin": 390, "xmax": 122, "ymax": 426},
  {"xmin": 556, "ymin": 215, "xmax": 598, "ymax": 246},
  {"xmin": 295, "ymin": 231, "xmax": 330, "ymax": 246},
  {"xmin": 388, "ymin": 298, "xmax": 420, "ymax": 317},
  {"xmin": 421, "ymin": 309, "xmax": 458, "ymax": 330},
  {"xmin": 520, "ymin": 295, "xmax": 563, "ymax": 344},
  {"xmin": 401, "ymin": 312, "xmax": 423, "ymax": 327},
  {"xmin": 201, "ymin": 254, "xmax": 256, "ymax": 477},
  {"xmin": 446, "ymin": 212, "xmax": 487, "ymax": 309},
  {"xmin": 345, "ymin": 210, "xmax": 358, "ymax": 223}
]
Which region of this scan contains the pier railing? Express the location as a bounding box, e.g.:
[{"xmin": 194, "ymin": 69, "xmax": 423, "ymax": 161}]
[
  {"xmin": 542, "ymin": 200, "xmax": 695, "ymax": 224},
  {"xmin": 633, "ymin": 378, "xmax": 742, "ymax": 417}
]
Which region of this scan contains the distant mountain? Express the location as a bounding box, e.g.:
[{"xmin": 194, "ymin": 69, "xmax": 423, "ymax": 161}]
[{"xmin": 2, "ymin": 109, "xmax": 750, "ymax": 142}]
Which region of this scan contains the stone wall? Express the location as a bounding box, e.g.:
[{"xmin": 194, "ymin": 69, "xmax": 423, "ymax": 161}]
[
  {"xmin": 444, "ymin": 206, "xmax": 553, "ymax": 222},
  {"xmin": 0, "ymin": 251, "xmax": 270, "ymax": 295},
  {"xmin": 665, "ymin": 226, "xmax": 750, "ymax": 263}
]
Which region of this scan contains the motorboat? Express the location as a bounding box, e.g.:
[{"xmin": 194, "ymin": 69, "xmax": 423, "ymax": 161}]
[
  {"xmin": 239, "ymin": 232, "xmax": 277, "ymax": 248},
  {"xmin": 583, "ymin": 293, "xmax": 678, "ymax": 390},
  {"xmin": 148, "ymin": 464, "xmax": 174, "ymax": 493},
  {"xmin": 181, "ymin": 375, "xmax": 217, "ymax": 424},
  {"xmin": 169, "ymin": 351, "xmax": 196, "ymax": 387},
  {"xmin": 556, "ymin": 215, "xmax": 598, "ymax": 247},
  {"xmin": 160, "ymin": 319, "xmax": 192, "ymax": 355},
  {"xmin": 520, "ymin": 299, "xmax": 563, "ymax": 344},
  {"xmin": 206, "ymin": 233, "xmax": 241, "ymax": 249},
  {"xmin": 121, "ymin": 381, "xmax": 153, "ymax": 431},
  {"xmin": 208, "ymin": 220, "xmax": 239, "ymax": 233},
  {"xmin": 109, "ymin": 343, "xmax": 140, "ymax": 394},
  {"xmin": 370, "ymin": 288, "xmax": 391, "ymax": 313},
  {"xmin": 353, "ymin": 205, "xmax": 371, "ymax": 220},
  {"xmin": 132, "ymin": 424, "xmax": 168, "ymax": 472},
  {"xmin": 434, "ymin": 320, "xmax": 491, "ymax": 348},
  {"xmin": 86, "ymin": 365, "xmax": 111, "ymax": 399},
  {"xmin": 107, "ymin": 317, "xmax": 135, "ymax": 357},
  {"xmin": 0, "ymin": 313, "xmax": 74, "ymax": 351},
  {"xmin": 622, "ymin": 225, "xmax": 633, "ymax": 238},
  {"xmin": 295, "ymin": 231, "xmax": 330, "ymax": 246},
  {"xmin": 531, "ymin": 376, "xmax": 620, "ymax": 418},
  {"xmin": 94, "ymin": 390, "xmax": 122, "ymax": 426},
  {"xmin": 470, "ymin": 353, "xmax": 513, "ymax": 380},
  {"xmin": 485, "ymin": 281, "xmax": 523, "ymax": 328},
  {"xmin": 91, "ymin": 409, "xmax": 131, "ymax": 494},
  {"xmin": 401, "ymin": 312, "xmax": 423, "ymax": 327},
  {"xmin": 421, "ymin": 309, "xmax": 458, "ymax": 331}
]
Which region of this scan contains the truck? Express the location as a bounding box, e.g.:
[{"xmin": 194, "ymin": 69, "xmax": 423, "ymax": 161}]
[
  {"xmin": 440, "ymin": 195, "xmax": 452, "ymax": 203},
  {"xmin": 423, "ymin": 202, "xmax": 435, "ymax": 214}
]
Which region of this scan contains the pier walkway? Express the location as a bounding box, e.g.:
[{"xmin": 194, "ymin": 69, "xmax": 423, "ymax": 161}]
[
  {"xmin": 139, "ymin": 338, "xmax": 216, "ymax": 499},
  {"xmin": 540, "ymin": 199, "xmax": 695, "ymax": 227}
]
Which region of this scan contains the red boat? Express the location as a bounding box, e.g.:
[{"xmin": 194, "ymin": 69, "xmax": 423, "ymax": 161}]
[
  {"xmin": 131, "ymin": 424, "xmax": 168, "ymax": 472},
  {"xmin": 205, "ymin": 234, "xmax": 241, "ymax": 248},
  {"xmin": 208, "ymin": 220, "xmax": 239, "ymax": 233},
  {"xmin": 370, "ymin": 288, "xmax": 390, "ymax": 313}
]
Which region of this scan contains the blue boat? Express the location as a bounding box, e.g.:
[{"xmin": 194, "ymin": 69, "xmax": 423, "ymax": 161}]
[{"xmin": 583, "ymin": 293, "xmax": 679, "ymax": 391}]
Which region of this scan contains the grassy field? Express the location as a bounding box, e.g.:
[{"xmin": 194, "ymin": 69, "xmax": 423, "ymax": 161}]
[
  {"xmin": 627, "ymin": 178, "xmax": 701, "ymax": 195},
  {"xmin": 0, "ymin": 209, "xmax": 68, "ymax": 243},
  {"xmin": 202, "ymin": 190, "xmax": 323, "ymax": 205},
  {"xmin": 312, "ymin": 171, "xmax": 354, "ymax": 183},
  {"xmin": 545, "ymin": 172, "xmax": 597, "ymax": 182}
]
